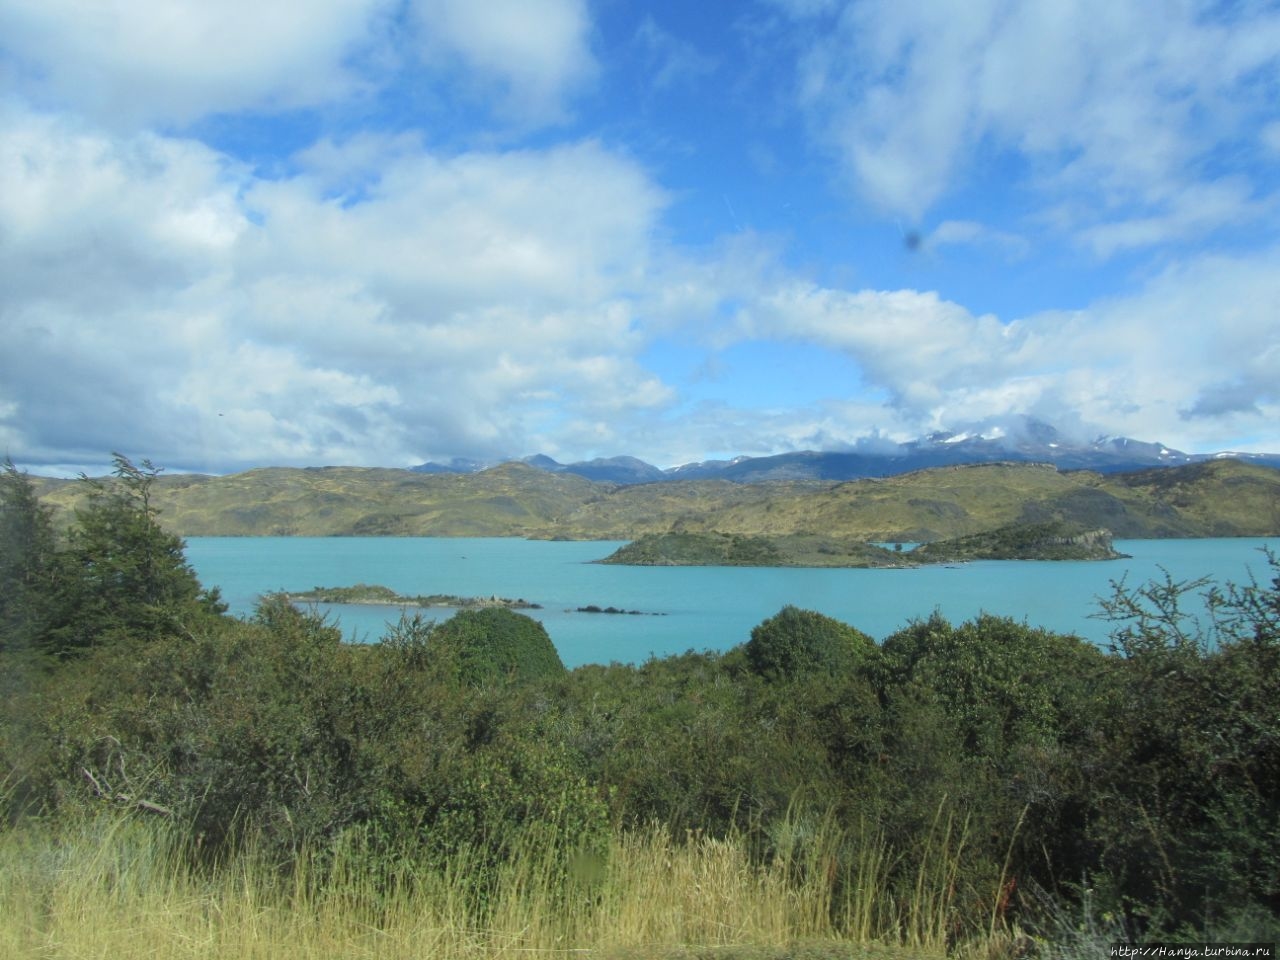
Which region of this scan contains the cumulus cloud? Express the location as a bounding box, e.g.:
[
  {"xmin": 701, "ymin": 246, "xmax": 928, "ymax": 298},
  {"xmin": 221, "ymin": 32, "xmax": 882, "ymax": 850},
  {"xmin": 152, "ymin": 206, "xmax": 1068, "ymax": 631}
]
[
  {"xmin": 726, "ymin": 249, "xmax": 1280, "ymax": 452},
  {"xmin": 0, "ymin": 0, "xmax": 389, "ymax": 126},
  {"xmin": 252, "ymin": 134, "xmax": 662, "ymax": 313},
  {"xmin": 787, "ymin": 0, "xmax": 1280, "ymax": 246},
  {"xmin": 0, "ymin": 104, "xmax": 674, "ymax": 472},
  {"xmin": 0, "ymin": 0, "xmax": 598, "ymax": 131}
]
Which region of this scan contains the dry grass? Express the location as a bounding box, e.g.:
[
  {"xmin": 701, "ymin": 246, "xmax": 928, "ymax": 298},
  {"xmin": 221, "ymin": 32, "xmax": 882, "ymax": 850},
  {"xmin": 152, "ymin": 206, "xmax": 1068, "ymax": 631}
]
[{"xmin": 0, "ymin": 806, "xmax": 991, "ymax": 960}]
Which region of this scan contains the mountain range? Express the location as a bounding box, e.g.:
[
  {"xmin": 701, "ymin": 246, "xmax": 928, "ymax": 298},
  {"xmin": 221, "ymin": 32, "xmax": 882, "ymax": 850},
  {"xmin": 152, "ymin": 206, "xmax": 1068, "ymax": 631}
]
[
  {"xmin": 30, "ymin": 454, "xmax": 1280, "ymax": 541},
  {"xmin": 413, "ymin": 418, "xmax": 1280, "ymax": 485}
]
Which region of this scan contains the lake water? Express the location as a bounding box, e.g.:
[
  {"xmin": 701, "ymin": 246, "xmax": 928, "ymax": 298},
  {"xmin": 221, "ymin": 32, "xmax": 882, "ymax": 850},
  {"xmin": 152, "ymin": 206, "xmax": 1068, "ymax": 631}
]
[{"xmin": 185, "ymin": 537, "xmax": 1278, "ymax": 669}]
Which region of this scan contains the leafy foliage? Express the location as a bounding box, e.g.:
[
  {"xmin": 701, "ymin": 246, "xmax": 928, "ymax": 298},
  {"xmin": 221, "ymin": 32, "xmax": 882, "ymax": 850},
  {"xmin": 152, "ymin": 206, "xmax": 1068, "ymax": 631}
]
[
  {"xmin": 1083, "ymin": 555, "xmax": 1280, "ymax": 927},
  {"xmin": 880, "ymin": 611, "xmax": 1111, "ymax": 758},
  {"xmin": 745, "ymin": 605, "xmax": 877, "ymax": 681},
  {"xmin": 429, "ymin": 607, "xmax": 566, "ymax": 685}
]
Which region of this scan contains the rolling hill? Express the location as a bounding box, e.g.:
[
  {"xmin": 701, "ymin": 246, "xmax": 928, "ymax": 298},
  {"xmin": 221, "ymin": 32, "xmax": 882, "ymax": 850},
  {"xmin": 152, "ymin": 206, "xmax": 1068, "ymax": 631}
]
[{"xmin": 29, "ymin": 458, "xmax": 1280, "ymax": 542}]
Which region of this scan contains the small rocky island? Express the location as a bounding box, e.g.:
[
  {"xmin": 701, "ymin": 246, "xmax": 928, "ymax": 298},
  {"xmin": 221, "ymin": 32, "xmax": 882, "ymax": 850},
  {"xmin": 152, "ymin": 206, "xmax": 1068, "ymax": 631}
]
[
  {"xmin": 286, "ymin": 583, "xmax": 542, "ymax": 609},
  {"xmin": 599, "ymin": 523, "xmax": 1125, "ymax": 568},
  {"xmin": 575, "ymin": 604, "xmax": 664, "ymax": 616}
]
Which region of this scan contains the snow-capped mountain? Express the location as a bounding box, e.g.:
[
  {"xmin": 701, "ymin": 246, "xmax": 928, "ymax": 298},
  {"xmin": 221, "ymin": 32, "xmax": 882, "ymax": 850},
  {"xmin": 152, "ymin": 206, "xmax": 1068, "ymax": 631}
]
[{"xmin": 410, "ymin": 418, "xmax": 1279, "ymax": 485}]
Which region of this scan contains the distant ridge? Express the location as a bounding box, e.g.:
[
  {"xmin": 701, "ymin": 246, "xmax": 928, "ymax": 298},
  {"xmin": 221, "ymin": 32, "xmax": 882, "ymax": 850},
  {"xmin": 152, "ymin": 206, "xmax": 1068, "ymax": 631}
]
[
  {"xmin": 32, "ymin": 456, "xmax": 1280, "ymax": 539},
  {"xmin": 411, "ymin": 417, "xmax": 1280, "ymax": 485}
]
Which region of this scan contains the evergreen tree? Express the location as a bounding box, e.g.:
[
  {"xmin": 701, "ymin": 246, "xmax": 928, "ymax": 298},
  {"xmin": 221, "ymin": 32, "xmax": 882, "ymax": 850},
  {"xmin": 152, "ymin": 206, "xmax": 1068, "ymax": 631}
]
[
  {"xmin": 45, "ymin": 454, "xmax": 204, "ymax": 654},
  {"xmin": 0, "ymin": 459, "xmax": 58, "ymax": 652}
]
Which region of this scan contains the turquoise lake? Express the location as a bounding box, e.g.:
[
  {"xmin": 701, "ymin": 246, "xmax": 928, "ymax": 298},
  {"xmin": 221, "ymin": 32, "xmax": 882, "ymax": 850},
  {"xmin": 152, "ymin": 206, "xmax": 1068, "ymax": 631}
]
[{"xmin": 185, "ymin": 537, "xmax": 1278, "ymax": 669}]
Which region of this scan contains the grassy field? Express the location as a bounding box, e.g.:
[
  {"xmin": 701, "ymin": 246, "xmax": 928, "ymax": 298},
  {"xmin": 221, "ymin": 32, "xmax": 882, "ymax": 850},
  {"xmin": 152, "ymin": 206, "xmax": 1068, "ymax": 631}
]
[{"xmin": 0, "ymin": 807, "xmax": 1006, "ymax": 960}]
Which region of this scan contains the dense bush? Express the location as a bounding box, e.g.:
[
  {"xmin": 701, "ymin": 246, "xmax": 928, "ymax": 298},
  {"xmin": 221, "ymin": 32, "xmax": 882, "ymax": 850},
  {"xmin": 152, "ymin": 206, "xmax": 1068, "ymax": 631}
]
[
  {"xmin": 880, "ymin": 611, "xmax": 1112, "ymax": 759},
  {"xmin": 745, "ymin": 604, "xmax": 876, "ymax": 681},
  {"xmin": 429, "ymin": 607, "xmax": 566, "ymax": 685},
  {"xmin": 1083, "ymin": 562, "xmax": 1280, "ymax": 929}
]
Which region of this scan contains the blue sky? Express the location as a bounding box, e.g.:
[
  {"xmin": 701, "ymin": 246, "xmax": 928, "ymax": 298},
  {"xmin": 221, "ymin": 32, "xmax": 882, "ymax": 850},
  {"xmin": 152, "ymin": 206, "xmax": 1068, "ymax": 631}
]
[{"xmin": 2, "ymin": 0, "xmax": 1279, "ymax": 475}]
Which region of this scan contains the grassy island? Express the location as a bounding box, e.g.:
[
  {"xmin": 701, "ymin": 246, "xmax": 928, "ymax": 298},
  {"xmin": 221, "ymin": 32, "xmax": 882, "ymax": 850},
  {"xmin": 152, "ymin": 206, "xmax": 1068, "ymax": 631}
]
[
  {"xmin": 286, "ymin": 583, "xmax": 542, "ymax": 609},
  {"xmin": 597, "ymin": 532, "xmax": 916, "ymax": 567},
  {"xmin": 910, "ymin": 521, "xmax": 1127, "ymax": 562},
  {"xmin": 600, "ymin": 523, "xmax": 1124, "ymax": 567}
]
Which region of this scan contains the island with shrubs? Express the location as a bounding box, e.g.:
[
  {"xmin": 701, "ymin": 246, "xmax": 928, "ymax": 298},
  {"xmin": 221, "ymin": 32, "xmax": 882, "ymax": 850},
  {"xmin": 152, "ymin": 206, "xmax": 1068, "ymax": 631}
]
[
  {"xmin": 285, "ymin": 583, "xmax": 542, "ymax": 609},
  {"xmin": 599, "ymin": 521, "xmax": 1125, "ymax": 566}
]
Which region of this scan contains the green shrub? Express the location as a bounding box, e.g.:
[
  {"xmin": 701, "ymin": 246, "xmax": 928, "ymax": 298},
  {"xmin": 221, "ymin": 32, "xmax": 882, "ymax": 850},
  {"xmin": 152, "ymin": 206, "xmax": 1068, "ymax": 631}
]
[
  {"xmin": 1084, "ymin": 558, "xmax": 1280, "ymax": 931},
  {"xmin": 880, "ymin": 612, "xmax": 1111, "ymax": 759},
  {"xmin": 430, "ymin": 608, "xmax": 565, "ymax": 685},
  {"xmin": 745, "ymin": 605, "xmax": 876, "ymax": 681}
]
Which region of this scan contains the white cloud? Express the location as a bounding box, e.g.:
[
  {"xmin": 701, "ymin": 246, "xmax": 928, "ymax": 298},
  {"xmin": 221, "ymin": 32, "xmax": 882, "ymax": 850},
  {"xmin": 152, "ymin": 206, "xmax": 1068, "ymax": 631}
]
[
  {"xmin": 251, "ymin": 134, "xmax": 663, "ymax": 315},
  {"xmin": 411, "ymin": 0, "xmax": 596, "ymax": 125},
  {"xmin": 0, "ymin": 0, "xmax": 598, "ymax": 131},
  {"xmin": 787, "ymin": 0, "xmax": 1280, "ymax": 245},
  {"xmin": 729, "ymin": 249, "xmax": 1280, "ymax": 453},
  {"xmin": 3, "ymin": 0, "xmax": 1276, "ymax": 475},
  {"xmin": 927, "ymin": 220, "xmax": 1029, "ymax": 259},
  {"xmin": 635, "ymin": 16, "xmax": 718, "ymax": 92},
  {"xmin": 0, "ymin": 104, "xmax": 248, "ymax": 315},
  {"xmin": 0, "ymin": 104, "xmax": 676, "ymax": 472},
  {"xmin": 743, "ymin": 286, "xmax": 1024, "ymax": 410},
  {"xmin": 1076, "ymin": 177, "xmax": 1271, "ymax": 258},
  {"xmin": 0, "ymin": 0, "xmax": 389, "ymax": 126}
]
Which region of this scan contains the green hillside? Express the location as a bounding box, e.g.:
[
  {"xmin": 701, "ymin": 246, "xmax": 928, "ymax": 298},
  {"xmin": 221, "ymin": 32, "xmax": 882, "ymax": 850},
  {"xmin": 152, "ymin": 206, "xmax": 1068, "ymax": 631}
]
[
  {"xmin": 34, "ymin": 462, "xmax": 603, "ymax": 537},
  {"xmin": 30, "ymin": 458, "xmax": 1280, "ymax": 540}
]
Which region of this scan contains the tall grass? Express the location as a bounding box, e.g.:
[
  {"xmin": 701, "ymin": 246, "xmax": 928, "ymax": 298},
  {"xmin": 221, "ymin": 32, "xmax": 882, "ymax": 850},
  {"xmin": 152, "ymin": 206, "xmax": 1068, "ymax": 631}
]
[{"xmin": 0, "ymin": 804, "xmax": 1002, "ymax": 960}]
